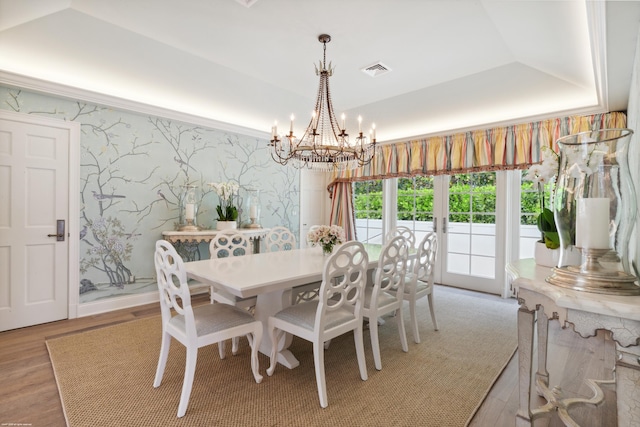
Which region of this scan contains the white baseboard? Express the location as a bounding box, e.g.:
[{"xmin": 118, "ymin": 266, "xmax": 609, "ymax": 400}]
[
  {"xmin": 77, "ymin": 291, "xmax": 160, "ymax": 317},
  {"xmin": 76, "ymin": 285, "xmax": 210, "ymax": 318}
]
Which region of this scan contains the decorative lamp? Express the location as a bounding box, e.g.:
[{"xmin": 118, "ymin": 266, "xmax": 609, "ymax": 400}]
[
  {"xmin": 178, "ymin": 184, "xmax": 200, "ymax": 231},
  {"xmin": 244, "ymin": 189, "xmax": 262, "ymax": 229},
  {"xmin": 547, "ymin": 128, "xmax": 639, "ymax": 295}
]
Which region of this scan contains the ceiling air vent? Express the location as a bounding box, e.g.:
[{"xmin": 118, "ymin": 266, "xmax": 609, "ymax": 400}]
[
  {"xmin": 361, "ymin": 62, "xmax": 391, "ymax": 77},
  {"xmin": 233, "ymin": 0, "xmax": 259, "ymax": 7}
]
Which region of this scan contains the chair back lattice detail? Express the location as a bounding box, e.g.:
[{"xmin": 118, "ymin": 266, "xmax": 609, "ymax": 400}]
[
  {"xmin": 208, "ymin": 230, "xmax": 256, "ymax": 317},
  {"xmin": 317, "ymin": 241, "xmax": 369, "ymax": 327},
  {"xmin": 265, "ymin": 226, "xmax": 297, "ymax": 252},
  {"xmin": 154, "ymin": 240, "xmax": 193, "ymax": 329},
  {"xmin": 414, "ymin": 232, "xmax": 437, "ymax": 282},
  {"xmin": 209, "ymin": 230, "xmax": 250, "ymax": 258},
  {"xmin": 373, "ymin": 236, "xmax": 409, "ymax": 297},
  {"xmin": 385, "ymin": 226, "xmax": 416, "ymax": 249}
]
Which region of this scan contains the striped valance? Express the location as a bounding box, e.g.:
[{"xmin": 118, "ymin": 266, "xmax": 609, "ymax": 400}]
[{"xmin": 330, "ymin": 112, "xmax": 627, "ymax": 182}]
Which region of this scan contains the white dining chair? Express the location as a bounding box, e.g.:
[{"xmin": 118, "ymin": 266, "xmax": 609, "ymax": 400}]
[
  {"xmin": 264, "ymin": 226, "xmax": 319, "ymax": 304},
  {"xmin": 264, "ymin": 226, "xmax": 297, "ymax": 252},
  {"xmin": 389, "ymin": 231, "xmax": 439, "ymax": 343},
  {"xmin": 209, "ymin": 230, "xmax": 257, "ymax": 355},
  {"xmin": 209, "ymin": 229, "xmax": 252, "ymax": 258},
  {"xmin": 153, "ymin": 240, "xmax": 263, "ymax": 418},
  {"xmin": 385, "ymin": 226, "xmax": 416, "ymax": 248},
  {"xmin": 386, "ymin": 226, "xmax": 416, "ymax": 271},
  {"xmin": 266, "ymin": 241, "xmax": 369, "ymax": 408},
  {"xmin": 362, "ymin": 235, "xmax": 409, "ymax": 370}
]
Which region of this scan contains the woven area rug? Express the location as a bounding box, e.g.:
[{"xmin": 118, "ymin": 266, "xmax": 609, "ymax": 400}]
[{"xmin": 47, "ymin": 285, "xmax": 518, "ymax": 427}]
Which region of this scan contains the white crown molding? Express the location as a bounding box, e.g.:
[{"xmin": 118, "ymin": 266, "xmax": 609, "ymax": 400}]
[
  {"xmin": 0, "ymin": 70, "xmax": 271, "ymax": 139},
  {"xmin": 585, "ymin": 0, "xmax": 609, "ymax": 112},
  {"xmin": 380, "ymin": 103, "xmax": 608, "ymax": 146}
]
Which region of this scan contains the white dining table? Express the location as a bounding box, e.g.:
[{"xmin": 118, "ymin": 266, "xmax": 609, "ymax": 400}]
[{"xmin": 184, "ymin": 244, "xmax": 387, "ymax": 369}]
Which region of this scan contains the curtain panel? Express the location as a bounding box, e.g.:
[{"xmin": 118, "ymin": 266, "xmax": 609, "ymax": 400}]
[
  {"xmin": 328, "ymin": 181, "xmax": 357, "ymax": 241},
  {"xmin": 329, "ymin": 112, "xmax": 626, "ymax": 184}
]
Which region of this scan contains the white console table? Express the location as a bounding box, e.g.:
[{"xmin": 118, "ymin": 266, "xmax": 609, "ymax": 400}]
[
  {"xmin": 506, "ymin": 259, "xmax": 640, "ymax": 427},
  {"xmin": 162, "ymin": 228, "xmax": 270, "ymax": 261}
]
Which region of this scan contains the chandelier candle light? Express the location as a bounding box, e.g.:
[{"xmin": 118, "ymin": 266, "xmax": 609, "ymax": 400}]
[{"xmin": 270, "ymin": 34, "xmax": 377, "ymax": 171}]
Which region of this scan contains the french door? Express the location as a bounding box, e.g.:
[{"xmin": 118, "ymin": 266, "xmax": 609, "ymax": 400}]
[
  {"xmin": 355, "ymin": 171, "xmax": 506, "ymax": 295},
  {"xmin": 434, "ymin": 172, "xmax": 504, "ymax": 294},
  {"xmin": 394, "ymin": 172, "xmax": 504, "ymax": 295}
]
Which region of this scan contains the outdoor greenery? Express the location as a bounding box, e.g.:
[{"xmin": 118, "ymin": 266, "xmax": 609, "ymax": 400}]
[{"xmin": 354, "ymin": 174, "xmax": 543, "ymax": 225}]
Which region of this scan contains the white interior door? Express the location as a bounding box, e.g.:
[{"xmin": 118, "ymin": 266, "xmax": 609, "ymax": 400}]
[{"xmin": 0, "ymin": 111, "xmax": 77, "ymax": 331}]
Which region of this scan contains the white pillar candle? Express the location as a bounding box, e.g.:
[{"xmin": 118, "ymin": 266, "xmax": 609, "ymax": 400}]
[
  {"xmin": 249, "ymin": 205, "xmax": 258, "ymax": 218},
  {"xmin": 185, "ymin": 203, "xmax": 195, "ymax": 221},
  {"xmin": 576, "ymin": 198, "xmax": 610, "ymax": 249}
]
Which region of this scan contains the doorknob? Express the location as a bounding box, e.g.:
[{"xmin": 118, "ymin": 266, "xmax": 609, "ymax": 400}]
[{"xmin": 47, "ymin": 220, "xmax": 66, "ymax": 242}]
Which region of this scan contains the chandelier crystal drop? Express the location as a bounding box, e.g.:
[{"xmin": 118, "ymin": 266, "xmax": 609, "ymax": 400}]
[{"xmin": 269, "ymin": 34, "xmax": 377, "ymax": 171}]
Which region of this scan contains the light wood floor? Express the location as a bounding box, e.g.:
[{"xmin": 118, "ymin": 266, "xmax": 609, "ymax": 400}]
[{"xmin": 0, "ymin": 287, "xmax": 617, "ymax": 427}]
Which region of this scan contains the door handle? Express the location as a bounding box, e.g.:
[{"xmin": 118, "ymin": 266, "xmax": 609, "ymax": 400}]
[
  {"xmin": 47, "ymin": 219, "xmax": 66, "ymax": 241},
  {"xmin": 442, "ymin": 217, "xmax": 448, "ymax": 234}
]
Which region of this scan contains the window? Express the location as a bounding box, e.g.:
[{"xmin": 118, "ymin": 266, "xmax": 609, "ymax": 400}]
[
  {"xmin": 397, "ymin": 176, "xmax": 435, "ymax": 244},
  {"xmin": 519, "ymin": 172, "xmax": 552, "ymax": 259},
  {"xmin": 447, "ymin": 173, "xmax": 497, "ymax": 279},
  {"xmin": 353, "ymin": 180, "xmax": 383, "ymax": 243}
]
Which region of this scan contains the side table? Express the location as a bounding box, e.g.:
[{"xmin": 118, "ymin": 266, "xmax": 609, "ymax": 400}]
[
  {"xmin": 162, "ymin": 228, "xmax": 270, "ymax": 261},
  {"xmin": 507, "ymin": 259, "xmax": 640, "ymax": 426}
]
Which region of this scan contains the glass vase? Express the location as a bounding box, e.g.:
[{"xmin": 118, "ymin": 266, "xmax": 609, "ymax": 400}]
[
  {"xmin": 322, "ymin": 243, "xmax": 334, "ymax": 256},
  {"xmin": 549, "ymin": 128, "xmax": 639, "ymax": 294},
  {"xmin": 244, "ymin": 188, "xmax": 262, "ymax": 229},
  {"xmin": 178, "ymin": 184, "xmax": 200, "ymax": 231}
]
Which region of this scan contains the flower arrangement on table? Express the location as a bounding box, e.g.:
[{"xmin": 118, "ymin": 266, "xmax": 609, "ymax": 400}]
[
  {"xmin": 209, "ymin": 181, "xmax": 239, "ymax": 222},
  {"xmin": 307, "ymin": 225, "xmax": 346, "ymax": 255},
  {"xmin": 523, "ymin": 146, "xmax": 560, "ymax": 249}
]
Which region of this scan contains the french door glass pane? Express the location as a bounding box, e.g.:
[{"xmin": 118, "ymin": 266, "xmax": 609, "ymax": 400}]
[
  {"xmin": 519, "ymin": 171, "xmax": 553, "ymax": 259},
  {"xmin": 448, "ymin": 173, "xmax": 496, "ymax": 279},
  {"xmin": 353, "ymin": 180, "xmax": 383, "ymax": 243},
  {"xmin": 398, "ymin": 176, "xmax": 435, "ymax": 244}
]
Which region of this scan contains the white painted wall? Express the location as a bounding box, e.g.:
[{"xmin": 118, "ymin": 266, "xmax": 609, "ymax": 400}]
[{"xmin": 627, "ymin": 26, "xmax": 640, "ymax": 277}]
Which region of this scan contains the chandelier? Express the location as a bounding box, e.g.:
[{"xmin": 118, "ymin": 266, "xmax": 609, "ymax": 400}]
[{"xmin": 269, "ymin": 34, "xmax": 377, "ymax": 171}]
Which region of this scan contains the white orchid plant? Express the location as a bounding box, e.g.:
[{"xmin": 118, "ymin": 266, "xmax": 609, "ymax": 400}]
[
  {"xmin": 523, "ymin": 146, "xmax": 560, "ymax": 249},
  {"xmin": 209, "ymin": 181, "xmax": 240, "ymax": 221}
]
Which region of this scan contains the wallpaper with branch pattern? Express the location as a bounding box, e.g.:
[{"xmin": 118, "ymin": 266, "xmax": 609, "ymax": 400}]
[{"xmin": 1, "ymin": 87, "xmax": 300, "ymax": 303}]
